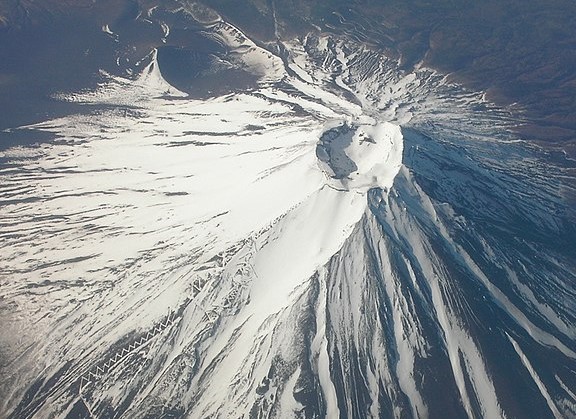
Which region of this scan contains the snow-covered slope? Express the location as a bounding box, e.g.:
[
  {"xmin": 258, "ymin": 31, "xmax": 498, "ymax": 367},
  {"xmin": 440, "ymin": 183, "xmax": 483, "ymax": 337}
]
[{"xmin": 1, "ymin": 17, "xmax": 576, "ymax": 419}]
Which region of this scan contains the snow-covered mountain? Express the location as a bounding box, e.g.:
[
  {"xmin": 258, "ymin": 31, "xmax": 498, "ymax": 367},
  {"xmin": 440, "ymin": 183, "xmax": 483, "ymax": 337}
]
[{"xmin": 1, "ymin": 6, "xmax": 575, "ymax": 419}]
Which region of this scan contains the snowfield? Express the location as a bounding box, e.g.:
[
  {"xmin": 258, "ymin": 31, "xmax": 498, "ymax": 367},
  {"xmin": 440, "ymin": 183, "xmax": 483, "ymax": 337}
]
[
  {"xmin": 0, "ymin": 51, "xmax": 406, "ymax": 417},
  {"xmin": 1, "ymin": 21, "xmax": 575, "ymax": 419}
]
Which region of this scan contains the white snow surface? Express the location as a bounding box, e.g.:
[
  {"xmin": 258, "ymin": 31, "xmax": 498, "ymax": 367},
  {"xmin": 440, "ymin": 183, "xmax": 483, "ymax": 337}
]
[
  {"xmin": 0, "ymin": 45, "xmax": 403, "ymax": 418},
  {"xmin": 319, "ymin": 122, "xmax": 403, "ymax": 192}
]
